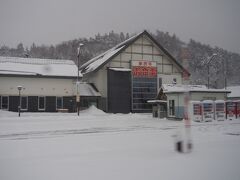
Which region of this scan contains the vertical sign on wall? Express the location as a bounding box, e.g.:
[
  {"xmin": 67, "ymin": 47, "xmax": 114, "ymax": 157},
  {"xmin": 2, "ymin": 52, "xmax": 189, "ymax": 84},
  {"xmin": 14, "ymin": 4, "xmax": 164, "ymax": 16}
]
[{"xmin": 132, "ymin": 61, "xmax": 157, "ymax": 77}]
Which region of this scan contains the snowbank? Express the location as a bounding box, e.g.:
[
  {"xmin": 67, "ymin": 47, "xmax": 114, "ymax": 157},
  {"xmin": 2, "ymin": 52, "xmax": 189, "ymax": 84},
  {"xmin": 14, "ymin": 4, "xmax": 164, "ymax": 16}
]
[{"xmin": 81, "ymin": 105, "xmax": 106, "ymax": 115}]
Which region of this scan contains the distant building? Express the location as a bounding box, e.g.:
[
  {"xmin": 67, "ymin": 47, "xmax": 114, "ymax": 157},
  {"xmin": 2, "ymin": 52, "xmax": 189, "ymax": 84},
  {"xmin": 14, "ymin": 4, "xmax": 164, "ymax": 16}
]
[
  {"xmin": 80, "ymin": 30, "xmax": 189, "ymax": 113},
  {"xmin": 0, "ymin": 56, "xmax": 100, "ymax": 112}
]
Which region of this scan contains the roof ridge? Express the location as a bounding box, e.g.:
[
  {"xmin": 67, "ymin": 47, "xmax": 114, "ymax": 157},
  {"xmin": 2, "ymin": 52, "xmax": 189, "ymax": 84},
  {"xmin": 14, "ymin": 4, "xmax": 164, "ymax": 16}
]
[{"xmin": 0, "ymin": 56, "xmax": 75, "ymax": 65}]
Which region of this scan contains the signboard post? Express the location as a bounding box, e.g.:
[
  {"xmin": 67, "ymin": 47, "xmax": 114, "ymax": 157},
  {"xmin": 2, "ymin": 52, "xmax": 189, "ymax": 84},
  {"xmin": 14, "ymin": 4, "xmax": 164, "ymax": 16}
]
[{"xmin": 76, "ymin": 81, "xmax": 80, "ymax": 116}]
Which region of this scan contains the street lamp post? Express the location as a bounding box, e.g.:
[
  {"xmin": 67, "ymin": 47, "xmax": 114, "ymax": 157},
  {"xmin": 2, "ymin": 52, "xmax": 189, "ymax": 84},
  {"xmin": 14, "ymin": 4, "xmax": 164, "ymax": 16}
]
[
  {"xmin": 17, "ymin": 86, "xmax": 23, "ymax": 117},
  {"xmin": 76, "ymin": 43, "xmax": 84, "ymax": 116}
]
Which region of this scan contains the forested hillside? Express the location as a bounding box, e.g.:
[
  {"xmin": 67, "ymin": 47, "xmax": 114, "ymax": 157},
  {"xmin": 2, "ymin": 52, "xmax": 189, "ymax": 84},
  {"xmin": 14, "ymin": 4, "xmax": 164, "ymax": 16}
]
[{"xmin": 1, "ymin": 30, "xmax": 239, "ymax": 88}]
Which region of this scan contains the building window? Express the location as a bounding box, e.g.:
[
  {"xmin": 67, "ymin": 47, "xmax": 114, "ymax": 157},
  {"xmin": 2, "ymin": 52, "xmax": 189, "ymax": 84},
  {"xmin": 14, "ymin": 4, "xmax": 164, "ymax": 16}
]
[
  {"xmin": 158, "ymin": 78, "xmax": 162, "ymax": 88},
  {"xmin": 169, "ymin": 100, "xmax": 175, "ymax": 116},
  {"xmin": 38, "ymin": 96, "xmax": 45, "ymax": 110},
  {"xmin": 21, "ymin": 96, "xmax": 28, "ymax": 110},
  {"xmin": 1, "ymin": 96, "xmax": 9, "ymax": 110},
  {"xmin": 132, "ymin": 77, "xmax": 157, "ymax": 111},
  {"xmin": 56, "ymin": 97, "xmax": 63, "ymax": 110}
]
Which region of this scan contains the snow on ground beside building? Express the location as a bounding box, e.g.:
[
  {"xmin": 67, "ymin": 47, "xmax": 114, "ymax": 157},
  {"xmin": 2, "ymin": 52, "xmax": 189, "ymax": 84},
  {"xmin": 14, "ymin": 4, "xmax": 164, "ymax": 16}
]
[{"xmin": 0, "ymin": 108, "xmax": 240, "ymax": 180}]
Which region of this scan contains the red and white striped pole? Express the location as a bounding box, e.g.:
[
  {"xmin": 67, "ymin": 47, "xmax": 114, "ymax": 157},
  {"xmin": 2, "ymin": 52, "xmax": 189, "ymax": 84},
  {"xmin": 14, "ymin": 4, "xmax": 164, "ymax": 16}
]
[{"xmin": 175, "ymin": 47, "xmax": 193, "ymax": 153}]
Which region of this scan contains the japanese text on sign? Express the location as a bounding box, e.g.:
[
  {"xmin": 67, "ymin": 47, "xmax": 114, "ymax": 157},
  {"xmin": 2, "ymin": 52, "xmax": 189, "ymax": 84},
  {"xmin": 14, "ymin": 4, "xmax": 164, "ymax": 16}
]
[
  {"xmin": 132, "ymin": 67, "xmax": 157, "ymax": 77},
  {"xmin": 132, "ymin": 60, "xmax": 157, "ymax": 77}
]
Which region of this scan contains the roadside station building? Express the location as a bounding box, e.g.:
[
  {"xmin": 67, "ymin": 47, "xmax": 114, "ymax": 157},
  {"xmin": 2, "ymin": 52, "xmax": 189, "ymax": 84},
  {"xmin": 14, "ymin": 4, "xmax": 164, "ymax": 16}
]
[{"xmin": 80, "ymin": 30, "xmax": 189, "ymax": 113}]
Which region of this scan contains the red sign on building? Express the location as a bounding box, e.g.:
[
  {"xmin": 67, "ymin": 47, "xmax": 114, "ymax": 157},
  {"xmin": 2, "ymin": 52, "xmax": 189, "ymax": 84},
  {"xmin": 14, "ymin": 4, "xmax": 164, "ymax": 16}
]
[{"xmin": 132, "ymin": 61, "xmax": 157, "ymax": 77}]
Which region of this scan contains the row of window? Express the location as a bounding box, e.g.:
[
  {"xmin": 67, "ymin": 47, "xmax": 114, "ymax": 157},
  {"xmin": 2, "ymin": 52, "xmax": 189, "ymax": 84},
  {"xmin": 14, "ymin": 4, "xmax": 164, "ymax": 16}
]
[
  {"xmin": 132, "ymin": 87, "xmax": 156, "ymax": 93},
  {"xmin": 132, "ymin": 93, "xmax": 156, "ymax": 99},
  {"xmin": 0, "ymin": 96, "xmax": 64, "ymax": 111},
  {"xmin": 133, "ymin": 77, "xmax": 177, "ymax": 88},
  {"xmin": 133, "ymin": 77, "xmax": 157, "ymax": 82},
  {"xmin": 132, "ymin": 76, "xmax": 157, "ymax": 111},
  {"xmin": 132, "ymin": 82, "xmax": 157, "ymax": 88}
]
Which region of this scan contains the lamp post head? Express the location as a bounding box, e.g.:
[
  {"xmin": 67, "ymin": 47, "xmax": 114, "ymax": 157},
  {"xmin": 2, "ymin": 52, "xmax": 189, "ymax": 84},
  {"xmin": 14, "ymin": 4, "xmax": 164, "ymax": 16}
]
[
  {"xmin": 77, "ymin": 43, "xmax": 84, "ymax": 57},
  {"xmin": 17, "ymin": 86, "xmax": 23, "ymax": 91}
]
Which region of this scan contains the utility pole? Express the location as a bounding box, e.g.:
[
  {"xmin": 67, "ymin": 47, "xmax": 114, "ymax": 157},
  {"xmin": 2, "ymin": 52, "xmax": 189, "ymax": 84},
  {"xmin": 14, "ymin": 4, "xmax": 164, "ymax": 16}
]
[
  {"xmin": 76, "ymin": 43, "xmax": 84, "ymax": 116},
  {"xmin": 206, "ymin": 53, "xmax": 217, "ymax": 89}
]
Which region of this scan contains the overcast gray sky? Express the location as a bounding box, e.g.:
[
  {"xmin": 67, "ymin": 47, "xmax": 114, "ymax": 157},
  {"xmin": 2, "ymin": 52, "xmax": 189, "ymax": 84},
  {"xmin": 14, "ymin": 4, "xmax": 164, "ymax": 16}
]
[{"xmin": 0, "ymin": 0, "xmax": 239, "ymax": 53}]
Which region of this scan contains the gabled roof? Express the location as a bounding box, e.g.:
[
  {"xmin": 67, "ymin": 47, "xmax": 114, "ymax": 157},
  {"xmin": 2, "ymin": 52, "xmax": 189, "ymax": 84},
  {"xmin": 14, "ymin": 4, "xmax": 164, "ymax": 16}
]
[
  {"xmin": 0, "ymin": 56, "xmax": 82, "ymax": 78},
  {"xmin": 80, "ymin": 30, "xmax": 190, "ymax": 75}
]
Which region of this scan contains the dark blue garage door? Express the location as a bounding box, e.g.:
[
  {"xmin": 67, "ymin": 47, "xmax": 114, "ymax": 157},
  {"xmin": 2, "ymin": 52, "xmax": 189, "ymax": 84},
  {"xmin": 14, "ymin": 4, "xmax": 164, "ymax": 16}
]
[{"xmin": 107, "ymin": 69, "xmax": 131, "ymax": 113}]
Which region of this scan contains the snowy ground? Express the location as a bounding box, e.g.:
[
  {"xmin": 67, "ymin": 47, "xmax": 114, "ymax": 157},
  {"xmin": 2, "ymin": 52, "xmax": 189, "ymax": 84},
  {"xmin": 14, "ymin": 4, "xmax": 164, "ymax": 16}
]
[{"xmin": 0, "ymin": 106, "xmax": 240, "ymax": 180}]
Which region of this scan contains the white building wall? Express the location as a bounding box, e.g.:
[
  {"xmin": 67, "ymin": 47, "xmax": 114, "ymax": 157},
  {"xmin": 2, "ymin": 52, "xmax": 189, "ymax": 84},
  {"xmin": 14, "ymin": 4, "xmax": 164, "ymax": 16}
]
[
  {"xmin": 190, "ymin": 92, "xmax": 227, "ymax": 101},
  {"xmin": 85, "ymin": 67, "xmax": 108, "ymax": 97},
  {"xmin": 0, "ymin": 77, "xmax": 75, "ymax": 96}
]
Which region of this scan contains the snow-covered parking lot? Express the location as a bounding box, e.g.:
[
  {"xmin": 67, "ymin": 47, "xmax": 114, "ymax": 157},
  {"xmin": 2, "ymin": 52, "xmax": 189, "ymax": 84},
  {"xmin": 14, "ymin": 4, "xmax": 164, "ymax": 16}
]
[{"xmin": 0, "ymin": 106, "xmax": 240, "ymax": 180}]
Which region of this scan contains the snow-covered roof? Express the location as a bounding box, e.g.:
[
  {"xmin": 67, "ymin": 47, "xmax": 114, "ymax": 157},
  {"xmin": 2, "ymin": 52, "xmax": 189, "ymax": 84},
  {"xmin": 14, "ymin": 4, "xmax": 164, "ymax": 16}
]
[
  {"xmin": 109, "ymin": 67, "xmax": 131, "ymax": 72},
  {"xmin": 227, "ymin": 86, "xmax": 240, "ymax": 98},
  {"xmin": 79, "ymin": 83, "xmax": 101, "ymax": 97},
  {"xmin": 80, "ymin": 46, "xmax": 125, "ymax": 74},
  {"xmin": 162, "ymin": 84, "xmax": 230, "ymax": 93},
  {"xmin": 0, "ymin": 56, "xmax": 82, "ymax": 78},
  {"xmin": 80, "ymin": 30, "xmax": 189, "ymax": 75},
  {"xmin": 80, "ymin": 32, "xmax": 141, "ymax": 74},
  {"xmin": 147, "ymin": 100, "xmax": 167, "ymax": 104}
]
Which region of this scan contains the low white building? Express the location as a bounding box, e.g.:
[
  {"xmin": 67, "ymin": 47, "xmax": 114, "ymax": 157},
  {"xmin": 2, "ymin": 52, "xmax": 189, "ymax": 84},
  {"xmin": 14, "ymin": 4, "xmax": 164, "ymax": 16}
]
[
  {"xmin": 0, "ymin": 56, "xmax": 100, "ymax": 112},
  {"xmin": 161, "ymin": 84, "xmax": 230, "ymax": 119},
  {"xmin": 227, "ymin": 86, "xmax": 240, "ymax": 100}
]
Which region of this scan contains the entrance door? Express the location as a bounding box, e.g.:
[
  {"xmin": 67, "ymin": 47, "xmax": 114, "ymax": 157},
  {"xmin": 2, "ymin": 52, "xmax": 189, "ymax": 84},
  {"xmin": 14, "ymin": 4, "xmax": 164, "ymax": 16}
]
[{"xmin": 107, "ymin": 69, "xmax": 131, "ymax": 113}]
